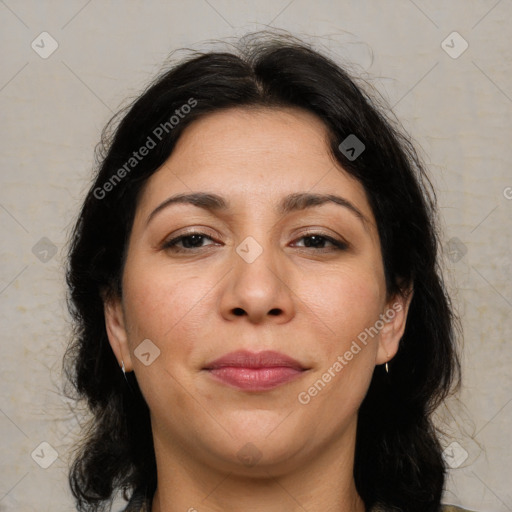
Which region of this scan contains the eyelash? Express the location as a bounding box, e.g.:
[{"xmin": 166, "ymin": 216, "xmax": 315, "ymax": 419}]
[{"xmin": 162, "ymin": 231, "xmax": 348, "ymax": 253}]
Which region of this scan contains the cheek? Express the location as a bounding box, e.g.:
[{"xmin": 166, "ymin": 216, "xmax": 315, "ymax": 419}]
[
  {"xmin": 122, "ymin": 262, "xmax": 215, "ymax": 357},
  {"xmin": 121, "ymin": 267, "xmax": 215, "ymax": 408},
  {"xmin": 296, "ymin": 268, "xmax": 383, "ymax": 431},
  {"xmin": 301, "ymin": 264, "xmax": 385, "ymax": 347}
]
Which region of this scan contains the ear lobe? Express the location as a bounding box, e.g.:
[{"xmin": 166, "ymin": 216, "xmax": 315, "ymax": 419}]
[
  {"xmin": 376, "ymin": 287, "xmax": 414, "ymax": 366},
  {"xmin": 103, "ymin": 291, "xmax": 134, "ymax": 372}
]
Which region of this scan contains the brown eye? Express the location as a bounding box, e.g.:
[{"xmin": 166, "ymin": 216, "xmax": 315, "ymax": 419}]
[
  {"xmin": 162, "ymin": 232, "xmax": 218, "ymax": 252},
  {"xmin": 292, "ymin": 232, "xmax": 348, "ymax": 251}
]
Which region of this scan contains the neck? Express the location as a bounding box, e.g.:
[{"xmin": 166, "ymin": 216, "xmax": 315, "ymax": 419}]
[{"xmin": 150, "ymin": 417, "xmax": 366, "ymax": 512}]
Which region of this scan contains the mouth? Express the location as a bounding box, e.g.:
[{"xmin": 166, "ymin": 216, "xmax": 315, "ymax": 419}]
[{"xmin": 203, "ymin": 350, "xmax": 309, "ymax": 391}]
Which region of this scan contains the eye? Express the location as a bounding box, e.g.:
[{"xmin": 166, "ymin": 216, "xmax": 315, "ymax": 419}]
[
  {"xmin": 162, "ymin": 232, "xmax": 218, "ymax": 253},
  {"xmin": 292, "ymin": 232, "xmax": 348, "ymax": 251}
]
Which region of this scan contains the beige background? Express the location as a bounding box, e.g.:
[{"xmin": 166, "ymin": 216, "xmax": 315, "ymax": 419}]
[{"xmin": 0, "ymin": 1, "xmax": 511, "ymax": 511}]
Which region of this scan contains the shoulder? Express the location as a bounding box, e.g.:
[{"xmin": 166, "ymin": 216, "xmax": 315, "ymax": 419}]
[
  {"xmin": 370, "ymin": 504, "xmax": 480, "ymax": 512},
  {"xmin": 123, "ymin": 496, "xmax": 478, "ymax": 512},
  {"xmin": 442, "ymin": 505, "xmax": 480, "ymax": 512}
]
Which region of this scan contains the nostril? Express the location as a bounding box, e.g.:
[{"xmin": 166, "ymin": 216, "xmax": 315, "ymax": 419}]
[{"xmin": 231, "ymin": 307, "xmax": 281, "ymax": 316}]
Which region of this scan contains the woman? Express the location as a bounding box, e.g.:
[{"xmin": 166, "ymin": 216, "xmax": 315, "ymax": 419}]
[{"xmin": 63, "ymin": 32, "xmax": 472, "ymax": 512}]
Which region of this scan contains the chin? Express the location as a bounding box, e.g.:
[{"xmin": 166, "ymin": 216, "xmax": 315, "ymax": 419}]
[
  {"xmin": 194, "ymin": 417, "xmax": 311, "ymax": 475},
  {"xmin": 212, "ymin": 439, "xmax": 308, "ymax": 478}
]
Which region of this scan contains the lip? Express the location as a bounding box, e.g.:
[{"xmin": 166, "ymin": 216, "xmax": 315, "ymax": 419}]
[{"xmin": 203, "ymin": 350, "xmax": 308, "ymax": 391}]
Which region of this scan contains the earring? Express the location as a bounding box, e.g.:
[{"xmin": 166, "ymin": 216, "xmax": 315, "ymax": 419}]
[
  {"xmin": 121, "ymin": 360, "xmax": 129, "ymax": 382},
  {"xmin": 385, "ymin": 352, "xmax": 389, "ymax": 374}
]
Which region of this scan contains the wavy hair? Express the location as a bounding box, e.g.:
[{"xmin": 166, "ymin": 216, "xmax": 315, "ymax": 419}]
[{"xmin": 63, "ymin": 31, "xmax": 461, "ymax": 512}]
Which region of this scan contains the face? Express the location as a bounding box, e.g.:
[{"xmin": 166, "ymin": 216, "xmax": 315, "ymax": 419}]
[{"xmin": 104, "ymin": 106, "xmax": 410, "ymax": 476}]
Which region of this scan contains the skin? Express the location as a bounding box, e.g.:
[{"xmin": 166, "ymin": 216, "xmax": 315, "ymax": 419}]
[{"xmin": 104, "ymin": 106, "xmax": 412, "ymax": 512}]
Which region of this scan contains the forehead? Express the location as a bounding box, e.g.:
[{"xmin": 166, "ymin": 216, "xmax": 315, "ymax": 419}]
[
  {"xmin": 135, "ymin": 106, "xmax": 372, "ymax": 220},
  {"xmin": 173, "ymin": 106, "xmax": 332, "ymax": 156}
]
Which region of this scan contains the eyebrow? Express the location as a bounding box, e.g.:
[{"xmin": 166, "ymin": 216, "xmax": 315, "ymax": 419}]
[{"xmin": 145, "ymin": 191, "xmax": 369, "ymax": 228}]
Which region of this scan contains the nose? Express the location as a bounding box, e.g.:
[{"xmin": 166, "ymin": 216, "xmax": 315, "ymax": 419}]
[{"xmin": 219, "ymin": 239, "xmax": 295, "ymax": 325}]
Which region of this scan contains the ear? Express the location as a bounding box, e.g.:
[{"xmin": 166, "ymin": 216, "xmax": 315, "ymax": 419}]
[
  {"xmin": 376, "ymin": 286, "xmax": 414, "ymax": 366},
  {"xmin": 102, "ymin": 289, "xmax": 134, "ymax": 372}
]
